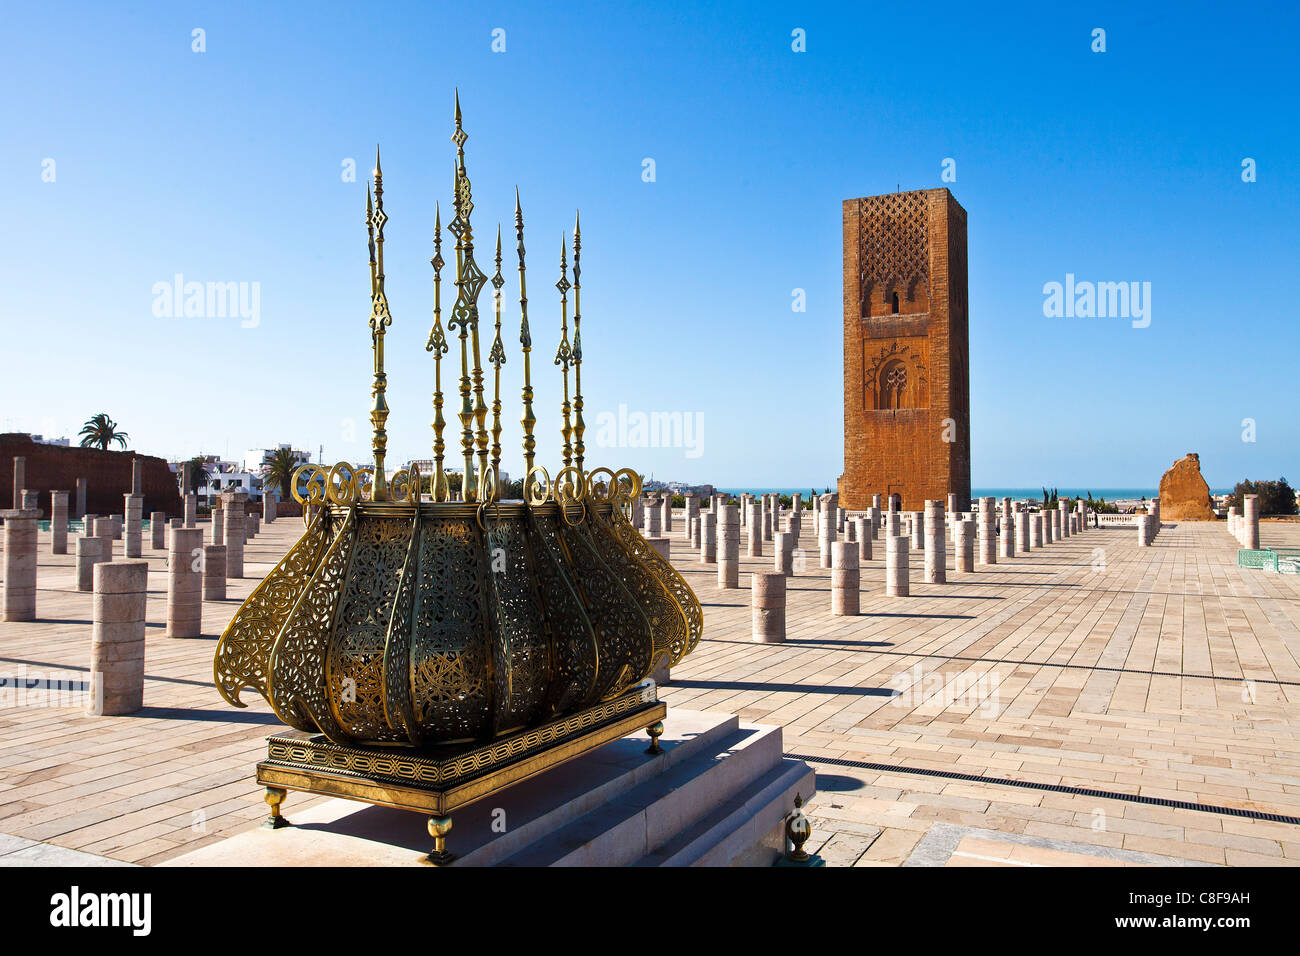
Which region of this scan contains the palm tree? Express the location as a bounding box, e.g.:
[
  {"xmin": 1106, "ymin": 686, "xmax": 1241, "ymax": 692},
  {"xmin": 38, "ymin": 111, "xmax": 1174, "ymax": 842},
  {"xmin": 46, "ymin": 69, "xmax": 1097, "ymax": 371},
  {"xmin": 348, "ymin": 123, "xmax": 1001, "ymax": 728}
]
[
  {"xmin": 79, "ymin": 413, "xmax": 129, "ymax": 450},
  {"xmin": 187, "ymin": 457, "xmax": 212, "ymax": 491},
  {"xmin": 260, "ymin": 448, "xmax": 301, "ymax": 503}
]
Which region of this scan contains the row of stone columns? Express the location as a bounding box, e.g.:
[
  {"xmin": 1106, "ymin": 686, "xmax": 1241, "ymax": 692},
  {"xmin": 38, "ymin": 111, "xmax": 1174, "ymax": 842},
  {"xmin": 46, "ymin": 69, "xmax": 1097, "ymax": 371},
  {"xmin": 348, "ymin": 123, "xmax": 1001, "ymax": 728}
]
[{"xmin": 1228, "ymin": 495, "xmax": 1259, "ymax": 549}]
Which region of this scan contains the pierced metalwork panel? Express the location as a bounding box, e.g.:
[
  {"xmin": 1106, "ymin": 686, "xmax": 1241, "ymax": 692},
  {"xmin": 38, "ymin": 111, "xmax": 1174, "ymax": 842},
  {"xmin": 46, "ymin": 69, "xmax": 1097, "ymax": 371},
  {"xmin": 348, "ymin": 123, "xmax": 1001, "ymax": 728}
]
[
  {"xmin": 483, "ymin": 514, "xmax": 550, "ymax": 733},
  {"xmin": 409, "ymin": 515, "xmax": 492, "ymax": 741},
  {"xmin": 383, "ymin": 526, "xmax": 421, "ymax": 744},
  {"xmin": 327, "ymin": 516, "xmax": 415, "ymax": 742},
  {"xmin": 578, "ymin": 507, "xmax": 682, "ymax": 680},
  {"xmin": 601, "ymin": 505, "xmax": 703, "ymax": 664},
  {"xmin": 269, "ymin": 508, "xmax": 357, "ymax": 742},
  {"xmin": 546, "ymin": 511, "xmax": 652, "ymax": 702},
  {"xmin": 524, "ymin": 509, "xmax": 599, "ymax": 714},
  {"xmin": 215, "ymin": 510, "xmax": 334, "ymax": 708}
]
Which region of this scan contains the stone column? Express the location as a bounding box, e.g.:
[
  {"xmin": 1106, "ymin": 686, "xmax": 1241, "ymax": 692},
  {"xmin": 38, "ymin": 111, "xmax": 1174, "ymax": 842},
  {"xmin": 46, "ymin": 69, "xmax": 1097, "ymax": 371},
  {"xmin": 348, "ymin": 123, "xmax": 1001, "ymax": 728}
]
[
  {"xmin": 817, "ymin": 498, "xmax": 835, "ymax": 568},
  {"xmin": 683, "ymin": 495, "xmax": 698, "ymax": 540},
  {"xmin": 20, "ymin": 490, "xmax": 39, "ymax": 512},
  {"xmin": 751, "ymin": 571, "xmax": 786, "ymax": 643},
  {"xmin": 1042, "ymin": 509, "xmax": 1054, "ymax": 544},
  {"xmin": 202, "ymin": 544, "xmax": 227, "ymax": 601},
  {"xmin": 93, "ymin": 517, "xmax": 115, "ymax": 561},
  {"xmin": 791, "ymin": 493, "xmax": 802, "ymax": 514},
  {"xmin": 167, "ymin": 527, "xmax": 204, "ymax": 638},
  {"xmin": 910, "ymin": 512, "xmax": 924, "ymax": 550},
  {"xmin": 75, "ymin": 536, "xmax": 104, "ymax": 592},
  {"xmin": 787, "ymin": 510, "xmax": 801, "ymax": 544},
  {"xmin": 885, "ymin": 511, "xmax": 902, "ymax": 538},
  {"xmin": 661, "ymin": 495, "xmax": 673, "ymax": 534},
  {"xmin": 718, "ymin": 504, "xmax": 739, "ymax": 587},
  {"xmin": 1, "ymin": 509, "xmax": 38, "ymax": 621},
  {"xmin": 747, "ymin": 502, "xmax": 763, "ymax": 557},
  {"xmin": 869, "ymin": 506, "xmax": 881, "ymax": 539},
  {"xmin": 689, "ymin": 516, "xmax": 701, "ymax": 550},
  {"xmin": 1242, "ymin": 495, "xmax": 1261, "ymax": 550},
  {"xmin": 12, "ymin": 457, "xmax": 25, "ymax": 508},
  {"xmin": 700, "ymin": 512, "xmax": 717, "ymax": 564},
  {"xmin": 1016, "ymin": 510, "xmax": 1030, "ymax": 552},
  {"xmin": 263, "ymin": 492, "xmax": 277, "ymax": 524},
  {"xmin": 90, "ymin": 560, "xmax": 149, "ymax": 715},
  {"xmin": 924, "ymin": 500, "xmax": 946, "ymax": 584},
  {"xmin": 632, "ymin": 496, "xmax": 644, "ymax": 529},
  {"xmin": 643, "ymin": 500, "xmax": 661, "ymax": 536},
  {"xmin": 1031, "ymin": 514, "xmax": 1043, "ymax": 548},
  {"xmin": 774, "ymin": 531, "xmax": 793, "ymax": 576},
  {"xmin": 999, "ymin": 515, "xmax": 1015, "ymax": 559},
  {"xmin": 1057, "ymin": 501, "xmax": 1070, "ymax": 539},
  {"xmin": 1137, "ymin": 515, "xmax": 1152, "ymax": 547},
  {"xmin": 50, "ymin": 490, "xmax": 69, "ymax": 555},
  {"xmin": 646, "ymin": 537, "xmax": 671, "ymax": 561},
  {"xmin": 75, "ymin": 476, "xmax": 87, "ymax": 517},
  {"xmin": 831, "ymin": 541, "xmax": 860, "ymax": 615},
  {"xmin": 886, "ymin": 533, "xmax": 910, "ymax": 596},
  {"xmin": 184, "ymin": 493, "xmax": 197, "ymax": 528},
  {"xmin": 977, "ymin": 497, "xmax": 997, "ymax": 565},
  {"xmin": 224, "ymin": 507, "xmax": 245, "ymax": 578},
  {"xmin": 151, "ymin": 512, "xmax": 166, "ymax": 549},
  {"xmin": 123, "ymin": 493, "xmax": 144, "ymax": 558},
  {"xmin": 947, "ymin": 492, "xmax": 958, "ymax": 515},
  {"xmin": 854, "ymin": 517, "xmax": 872, "ymax": 562},
  {"xmin": 763, "ymin": 499, "xmax": 773, "ymax": 542},
  {"xmin": 955, "ymin": 519, "xmax": 975, "ymax": 573}
]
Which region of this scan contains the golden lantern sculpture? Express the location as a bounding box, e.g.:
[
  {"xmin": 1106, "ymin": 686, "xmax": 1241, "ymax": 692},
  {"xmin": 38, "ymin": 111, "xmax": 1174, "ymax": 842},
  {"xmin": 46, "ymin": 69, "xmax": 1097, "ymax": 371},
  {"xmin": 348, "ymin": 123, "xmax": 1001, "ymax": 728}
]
[{"xmin": 213, "ymin": 95, "xmax": 702, "ymax": 864}]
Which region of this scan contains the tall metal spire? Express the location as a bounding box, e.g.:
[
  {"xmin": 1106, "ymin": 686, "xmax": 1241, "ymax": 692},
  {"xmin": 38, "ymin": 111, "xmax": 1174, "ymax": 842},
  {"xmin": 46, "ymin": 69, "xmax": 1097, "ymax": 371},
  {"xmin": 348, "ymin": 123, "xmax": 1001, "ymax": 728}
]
[
  {"xmin": 489, "ymin": 224, "xmax": 506, "ymax": 487},
  {"xmin": 368, "ymin": 145, "xmax": 392, "ymax": 501},
  {"xmin": 427, "ymin": 202, "xmax": 449, "ymax": 500},
  {"xmin": 516, "ymin": 188, "xmax": 537, "ymax": 485},
  {"xmin": 555, "ymin": 233, "xmax": 573, "ymax": 474},
  {"xmin": 571, "ymin": 212, "xmax": 585, "ymax": 483}
]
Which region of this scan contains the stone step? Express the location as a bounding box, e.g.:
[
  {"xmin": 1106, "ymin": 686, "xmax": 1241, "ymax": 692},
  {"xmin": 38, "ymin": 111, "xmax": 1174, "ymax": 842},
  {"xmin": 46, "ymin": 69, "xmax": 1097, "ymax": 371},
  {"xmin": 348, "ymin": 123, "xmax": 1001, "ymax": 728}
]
[
  {"xmin": 496, "ymin": 721, "xmax": 790, "ymax": 867},
  {"xmin": 638, "ymin": 754, "xmax": 814, "ymax": 867}
]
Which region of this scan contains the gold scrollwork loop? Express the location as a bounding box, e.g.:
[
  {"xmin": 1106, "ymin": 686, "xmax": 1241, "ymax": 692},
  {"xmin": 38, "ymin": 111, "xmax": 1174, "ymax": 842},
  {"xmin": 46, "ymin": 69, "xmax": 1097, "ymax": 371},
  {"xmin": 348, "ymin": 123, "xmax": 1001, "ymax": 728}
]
[
  {"xmin": 524, "ymin": 465, "xmax": 551, "ymax": 506},
  {"xmin": 291, "ymin": 464, "xmax": 327, "ymax": 506},
  {"xmin": 355, "ymin": 467, "xmax": 375, "ymax": 502},
  {"xmin": 407, "ymin": 462, "xmax": 422, "ymax": 503},
  {"xmin": 390, "ymin": 468, "xmax": 417, "ymax": 503},
  {"xmin": 326, "ymin": 462, "xmax": 359, "ymax": 506},
  {"xmin": 475, "ymin": 466, "xmax": 501, "ymax": 533},
  {"xmin": 555, "ymin": 466, "xmax": 586, "ymax": 526},
  {"xmin": 614, "ymin": 468, "xmax": 641, "ymax": 505},
  {"xmin": 586, "ymin": 467, "xmax": 617, "ymax": 504}
]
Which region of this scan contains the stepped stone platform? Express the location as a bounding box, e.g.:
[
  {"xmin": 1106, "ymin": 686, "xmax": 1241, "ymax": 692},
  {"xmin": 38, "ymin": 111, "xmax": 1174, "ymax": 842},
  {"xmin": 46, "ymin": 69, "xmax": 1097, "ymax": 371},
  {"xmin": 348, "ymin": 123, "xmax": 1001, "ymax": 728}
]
[{"xmin": 161, "ymin": 710, "xmax": 813, "ymax": 867}]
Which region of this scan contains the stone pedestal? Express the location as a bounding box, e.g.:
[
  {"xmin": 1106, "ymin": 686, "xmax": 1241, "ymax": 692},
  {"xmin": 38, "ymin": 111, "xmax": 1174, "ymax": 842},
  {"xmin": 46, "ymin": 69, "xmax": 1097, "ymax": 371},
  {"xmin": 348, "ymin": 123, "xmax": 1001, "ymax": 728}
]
[
  {"xmin": 700, "ymin": 512, "xmax": 717, "ymax": 564},
  {"xmin": 1137, "ymin": 515, "xmax": 1153, "ymax": 547},
  {"xmin": 747, "ymin": 502, "xmax": 763, "ymax": 558},
  {"xmin": 717, "ymin": 505, "xmax": 738, "ymax": 586},
  {"xmin": 151, "ymin": 512, "xmax": 167, "ymax": 549},
  {"xmin": 1, "ymin": 509, "xmax": 38, "ymax": 621},
  {"xmin": 773, "ymin": 532, "xmax": 793, "ymax": 576},
  {"xmin": 50, "ymin": 490, "xmax": 69, "ymax": 555},
  {"xmin": 923, "ymin": 500, "xmax": 946, "ymax": 584},
  {"xmin": 203, "ymin": 544, "xmax": 228, "ymax": 601},
  {"xmin": 124, "ymin": 493, "xmax": 144, "ymax": 558},
  {"xmin": 93, "ymin": 518, "xmax": 115, "ymax": 561},
  {"xmin": 751, "ymin": 572, "xmax": 785, "ymax": 643},
  {"xmin": 90, "ymin": 560, "xmax": 149, "ymax": 715},
  {"xmin": 886, "ymin": 533, "xmax": 909, "ymax": 596},
  {"xmin": 955, "ymin": 520, "xmax": 975, "ymax": 573},
  {"xmin": 644, "ymin": 502, "xmax": 662, "ymax": 536},
  {"xmin": 224, "ymin": 508, "xmax": 245, "ymax": 578},
  {"xmin": 1242, "ymin": 495, "xmax": 1260, "ymax": 550},
  {"xmin": 167, "ymin": 527, "xmax": 204, "ymax": 638},
  {"xmin": 831, "ymin": 542, "xmax": 859, "ymax": 615},
  {"xmin": 184, "ymin": 493, "xmax": 197, "ymax": 528},
  {"xmin": 76, "ymin": 533, "xmax": 103, "ymax": 594}
]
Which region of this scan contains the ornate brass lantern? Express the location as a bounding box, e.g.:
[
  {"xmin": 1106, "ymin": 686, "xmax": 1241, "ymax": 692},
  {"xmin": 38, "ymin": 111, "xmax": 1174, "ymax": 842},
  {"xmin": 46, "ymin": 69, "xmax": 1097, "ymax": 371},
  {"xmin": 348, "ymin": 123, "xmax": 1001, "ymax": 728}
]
[{"xmin": 213, "ymin": 95, "xmax": 702, "ymax": 862}]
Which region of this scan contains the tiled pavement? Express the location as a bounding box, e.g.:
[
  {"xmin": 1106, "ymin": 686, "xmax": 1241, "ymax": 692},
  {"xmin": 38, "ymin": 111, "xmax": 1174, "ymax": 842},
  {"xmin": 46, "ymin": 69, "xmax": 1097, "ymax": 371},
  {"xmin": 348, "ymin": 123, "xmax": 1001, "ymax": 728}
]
[{"xmin": 1, "ymin": 512, "xmax": 1299, "ymax": 866}]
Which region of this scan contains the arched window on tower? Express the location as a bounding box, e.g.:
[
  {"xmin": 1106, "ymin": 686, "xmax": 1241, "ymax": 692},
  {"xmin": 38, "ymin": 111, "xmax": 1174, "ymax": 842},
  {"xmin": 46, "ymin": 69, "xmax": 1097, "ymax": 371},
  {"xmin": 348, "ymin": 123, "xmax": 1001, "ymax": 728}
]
[
  {"xmin": 879, "ymin": 359, "xmax": 907, "ymax": 410},
  {"xmin": 891, "ymin": 291, "xmax": 900, "ymax": 314}
]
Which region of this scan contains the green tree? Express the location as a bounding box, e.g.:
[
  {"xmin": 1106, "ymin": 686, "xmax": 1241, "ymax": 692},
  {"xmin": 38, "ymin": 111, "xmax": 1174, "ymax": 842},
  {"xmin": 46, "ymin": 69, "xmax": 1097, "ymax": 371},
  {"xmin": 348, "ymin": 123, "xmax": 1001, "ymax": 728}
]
[
  {"xmin": 187, "ymin": 457, "xmax": 212, "ymax": 491},
  {"xmin": 78, "ymin": 413, "xmax": 129, "ymax": 450},
  {"xmin": 259, "ymin": 448, "xmax": 300, "ymax": 502},
  {"xmin": 1229, "ymin": 478, "xmax": 1297, "ymax": 516}
]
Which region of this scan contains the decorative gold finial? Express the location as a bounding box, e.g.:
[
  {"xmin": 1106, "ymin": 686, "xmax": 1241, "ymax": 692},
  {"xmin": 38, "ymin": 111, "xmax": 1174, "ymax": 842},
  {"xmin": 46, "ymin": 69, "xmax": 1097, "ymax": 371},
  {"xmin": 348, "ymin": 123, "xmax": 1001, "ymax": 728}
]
[
  {"xmin": 368, "ymin": 145, "xmax": 392, "ymax": 502},
  {"xmin": 448, "ymin": 96, "xmax": 489, "ymax": 502},
  {"xmin": 785, "ymin": 792, "xmax": 812, "ymax": 863},
  {"xmin": 489, "ymin": 224, "xmax": 506, "ymax": 485},
  {"xmin": 427, "ymin": 202, "xmax": 450, "ymax": 501},
  {"xmin": 555, "ymin": 233, "xmax": 573, "ymax": 477},
  {"xmin": 572, "ymin": 212, "xmax": 585, "ymax": 484},
  {"xmin": 516, "ymin": 189, "xmax": 538, "ymax": 492}
]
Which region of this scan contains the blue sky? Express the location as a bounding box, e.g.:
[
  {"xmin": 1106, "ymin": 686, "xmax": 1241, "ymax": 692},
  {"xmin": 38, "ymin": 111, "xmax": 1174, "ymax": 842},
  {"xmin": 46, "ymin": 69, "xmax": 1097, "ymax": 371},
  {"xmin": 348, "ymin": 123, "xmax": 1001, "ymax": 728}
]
[{"xmin": 1, "ymin": 1, "xmax": 1295, "ymax": 491}]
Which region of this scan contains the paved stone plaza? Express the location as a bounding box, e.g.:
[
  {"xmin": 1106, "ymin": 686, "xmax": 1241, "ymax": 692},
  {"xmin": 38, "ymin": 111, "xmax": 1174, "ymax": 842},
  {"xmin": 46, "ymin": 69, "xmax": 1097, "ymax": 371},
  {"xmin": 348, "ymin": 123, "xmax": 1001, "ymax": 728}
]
[{"xmin": 1, "ymin": 513, "xmax": 1298, "ymax": 866}]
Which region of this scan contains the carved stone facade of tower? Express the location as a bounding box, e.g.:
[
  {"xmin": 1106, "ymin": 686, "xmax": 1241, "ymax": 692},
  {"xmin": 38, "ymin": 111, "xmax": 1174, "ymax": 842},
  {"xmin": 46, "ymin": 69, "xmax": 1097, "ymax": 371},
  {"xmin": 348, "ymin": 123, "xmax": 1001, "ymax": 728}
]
[{"xmin": 839, "ymin": 188, "xmax": 970, "ymax": 513}]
